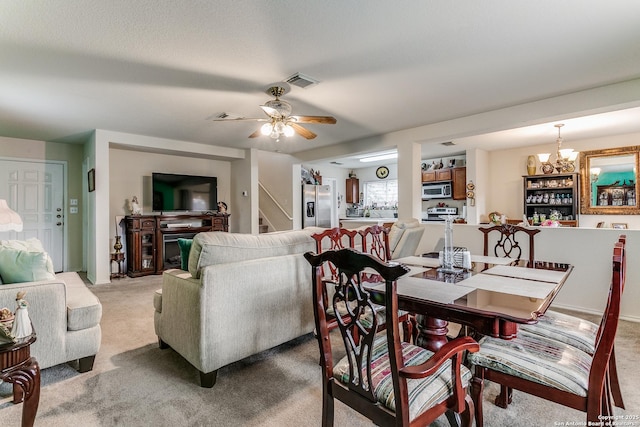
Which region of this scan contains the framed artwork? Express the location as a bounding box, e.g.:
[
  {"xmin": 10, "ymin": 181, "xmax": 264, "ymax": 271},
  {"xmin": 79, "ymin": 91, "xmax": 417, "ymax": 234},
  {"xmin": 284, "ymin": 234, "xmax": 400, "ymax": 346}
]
[
  {"xmin": 611, "ymin": 223, "xmax": 628, "ymax": 229},
  {"xmin": 88, "ymin": 168, "xmax": 95, "ymax": 192}
]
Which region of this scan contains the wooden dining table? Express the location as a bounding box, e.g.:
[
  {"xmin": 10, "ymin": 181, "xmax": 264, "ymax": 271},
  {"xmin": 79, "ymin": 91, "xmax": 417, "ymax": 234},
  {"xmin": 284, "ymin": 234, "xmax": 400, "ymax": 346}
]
[{"xmin": 365, "ymin": 255, "xmax": 574, "ymax": 352}]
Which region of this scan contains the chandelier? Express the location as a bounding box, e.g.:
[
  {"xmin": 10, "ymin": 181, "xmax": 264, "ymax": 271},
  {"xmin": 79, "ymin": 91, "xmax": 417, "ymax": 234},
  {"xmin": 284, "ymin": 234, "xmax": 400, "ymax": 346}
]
[{"xmin": 537, "ymin": 124, "xmax": 578, "ymax": 174}]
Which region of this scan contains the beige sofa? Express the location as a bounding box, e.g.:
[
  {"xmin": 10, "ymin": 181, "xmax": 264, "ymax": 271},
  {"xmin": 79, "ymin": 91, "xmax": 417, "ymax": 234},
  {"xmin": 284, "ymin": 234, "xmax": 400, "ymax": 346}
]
[
  {"xmin": 388, "ymin": 218, "xmax": 425, "ymax": 259},
  {"xmin": 153, "ymin": 229, "xmax": 318, "ymax": 387},
  {"xmin": 0, "ymin": 247, "xmax": 102, "ymax": 372}
]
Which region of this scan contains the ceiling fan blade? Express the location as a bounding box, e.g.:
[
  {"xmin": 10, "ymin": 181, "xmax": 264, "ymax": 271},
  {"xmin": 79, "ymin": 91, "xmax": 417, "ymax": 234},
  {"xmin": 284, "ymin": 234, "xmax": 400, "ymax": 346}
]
[
  {"xmin": 290, "ymin": 123, "xmax": 317, "ymax": 140},
  {"xmin": 211, "ymin": 117, "xmax": 268, "ymax": 122},
  {"xmin": 290, "ymin": 115, "xmax": 336, "ymax": 125},
  {"xmin": 248, "ymin": 129, "xmax": 262, "ymax": 138},
  {"xmin": 260, "ymin": 104, "xmax": 280, "ymax": 118}
]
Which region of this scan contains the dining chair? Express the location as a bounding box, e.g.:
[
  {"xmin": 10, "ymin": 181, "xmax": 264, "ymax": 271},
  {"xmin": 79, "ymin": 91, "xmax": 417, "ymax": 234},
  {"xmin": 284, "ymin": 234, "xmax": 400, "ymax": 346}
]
[
  {"xmin": 311, "ymin": 227, "xmax": 359, "ymax": 282},
  {"xmin": 358, "ymin": 224, "xmax": 416, "ymax": 342},
  {"xmin": 478, "ymin": 224, "xmax": 540, "ymax": 266},
  {"xmin": 468, "ymin": 236, "xmax": 627, "ymax": 426},
  {"xmin": 304, "ymin": 248, "xmax": 479, "ymax": 426},
  {"xmin": 358, "ymin": 224, "xmax": 391, "ymax": 261},
  {"xmin": 518, "ymin": 234, "xmax": 627, "ymax": 409}
]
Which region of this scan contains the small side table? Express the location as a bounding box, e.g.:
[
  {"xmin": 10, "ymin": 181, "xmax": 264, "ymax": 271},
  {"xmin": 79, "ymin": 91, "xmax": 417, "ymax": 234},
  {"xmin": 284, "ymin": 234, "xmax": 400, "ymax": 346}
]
[
  {"xmin": 0, "ymin": 333, "xmax": 40, "ymax": 427},
  {"xmin": 110, "ymin": 252, "xmax": 126, "ymax": 279}
]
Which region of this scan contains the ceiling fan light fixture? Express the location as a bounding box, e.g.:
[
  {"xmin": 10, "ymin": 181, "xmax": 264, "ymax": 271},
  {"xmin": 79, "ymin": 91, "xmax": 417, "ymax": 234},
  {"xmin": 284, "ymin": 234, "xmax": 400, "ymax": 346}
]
[
  {"xmin": 284, "ymin": 124, "xmax": 295, "ymax": 137},
  {"xmin": 275, "ymin": 121, "xmax": 286, "ymax": 134},
  {"xmin": 261, "ymin": 123, "xmax": 273, "ymax": 135}
]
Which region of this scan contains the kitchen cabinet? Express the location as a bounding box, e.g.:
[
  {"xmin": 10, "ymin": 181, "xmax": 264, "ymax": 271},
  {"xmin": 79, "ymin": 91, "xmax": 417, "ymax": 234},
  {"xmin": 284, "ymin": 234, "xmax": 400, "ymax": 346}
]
[
  {"xmin": 452, "ymin": 167, "xmax": 467, "ymax": 200},
  {"xmin": 346, "ymin": 178, "xmax": 359, "ymax": 203},
  {"xmin": 421, "ymin": 167, "xmax": 466, "ymax": 200},
  {"xmin": 523, "ymin": 173, "xmax": 579, "ymax": 226},
  {"xmin": 421, "ymin": 169, "xmax": 452, "ymax": 183}
]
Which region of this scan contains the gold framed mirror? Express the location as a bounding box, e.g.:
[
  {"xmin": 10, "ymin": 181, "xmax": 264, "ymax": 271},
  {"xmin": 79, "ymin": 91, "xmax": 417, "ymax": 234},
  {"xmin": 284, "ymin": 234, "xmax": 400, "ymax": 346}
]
[{"xmin": 579, "ymin": 146, "xmax": 640, "ymax": 215}]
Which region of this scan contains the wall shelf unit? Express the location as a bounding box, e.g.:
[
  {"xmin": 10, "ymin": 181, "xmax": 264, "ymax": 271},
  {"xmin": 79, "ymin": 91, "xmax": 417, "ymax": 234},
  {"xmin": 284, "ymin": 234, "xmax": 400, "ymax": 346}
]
[{"xmin": 523, "ymin": 173, "xmax": 579, "ymax": 227}]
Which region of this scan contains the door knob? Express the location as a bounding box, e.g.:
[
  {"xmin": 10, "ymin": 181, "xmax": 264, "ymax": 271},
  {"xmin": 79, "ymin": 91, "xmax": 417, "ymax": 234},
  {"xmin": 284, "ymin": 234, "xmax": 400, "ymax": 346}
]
[
  {"xmin": 57, "ymin": 214, "xmax": 62, "ymax": 218},
  {"xmin": 56, "ymin": 222, "xmax": 62, "ymax": 226},
  {"xmin": 57, "ymin": 208, "xmax": 62, "ymax": 212}
]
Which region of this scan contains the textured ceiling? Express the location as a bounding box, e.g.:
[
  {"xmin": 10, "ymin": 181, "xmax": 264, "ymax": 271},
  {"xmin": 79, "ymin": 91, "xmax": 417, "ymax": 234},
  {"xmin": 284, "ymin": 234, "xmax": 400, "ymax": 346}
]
[{"xmin": 2, "ymin": 1, "xmax": 640, "ymax": 162}]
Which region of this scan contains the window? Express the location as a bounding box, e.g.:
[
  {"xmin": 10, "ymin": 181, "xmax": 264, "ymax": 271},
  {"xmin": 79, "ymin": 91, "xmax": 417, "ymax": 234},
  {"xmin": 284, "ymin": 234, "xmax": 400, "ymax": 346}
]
[{"xmin": 363, "ymin": 180, "xmax": 398, "ymax": 208}]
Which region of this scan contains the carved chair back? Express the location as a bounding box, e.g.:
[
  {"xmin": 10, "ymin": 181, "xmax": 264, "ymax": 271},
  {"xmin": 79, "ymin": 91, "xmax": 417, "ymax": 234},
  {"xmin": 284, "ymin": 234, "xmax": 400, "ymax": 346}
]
[
  {"xmin": 358, "ymin": 224, "xmax": 391, "ymax": 262},
  {"xmin": 479, "ymin": 224, "xmax": 540, "ymax": 265},
  {"xmin": 311, "ymin": 227, "xmax": 358, "ymax": 281}
]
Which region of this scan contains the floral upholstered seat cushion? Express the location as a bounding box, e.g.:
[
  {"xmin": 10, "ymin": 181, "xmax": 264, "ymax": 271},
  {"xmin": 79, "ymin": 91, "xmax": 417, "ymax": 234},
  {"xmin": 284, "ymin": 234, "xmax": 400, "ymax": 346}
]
[
  {"xmin": 333, "ymin": 336, "xmax": 472, "ymax": 421},
  {"xmin": 467, "ymin": 329, "xmax": 592, "ymax": 397},
  {"xmin": 519, "ymin": 310, "xmax": 598, "ymax": 354}
]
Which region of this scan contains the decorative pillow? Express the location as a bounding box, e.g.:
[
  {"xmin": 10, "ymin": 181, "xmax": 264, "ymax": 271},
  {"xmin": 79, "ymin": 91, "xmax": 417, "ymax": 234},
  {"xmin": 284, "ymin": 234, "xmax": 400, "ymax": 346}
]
[
  {"xmin": 0, "ymin": 238, "xmax": 55, "ymax": 276},
  {"xmin": 0, "ymin": 245, "xmax": 56, "ymax": 284},
  {"xmin": 177, "ymin": 238, "xmax": 193, "ymax": 271}
]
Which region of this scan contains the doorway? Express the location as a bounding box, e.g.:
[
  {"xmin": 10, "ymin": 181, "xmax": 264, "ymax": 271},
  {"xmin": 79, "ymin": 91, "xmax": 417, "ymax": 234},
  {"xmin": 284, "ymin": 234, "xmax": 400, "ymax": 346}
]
[{"xmin": 0, "ymin": 158, "xmax": 65, "ymax": 271}]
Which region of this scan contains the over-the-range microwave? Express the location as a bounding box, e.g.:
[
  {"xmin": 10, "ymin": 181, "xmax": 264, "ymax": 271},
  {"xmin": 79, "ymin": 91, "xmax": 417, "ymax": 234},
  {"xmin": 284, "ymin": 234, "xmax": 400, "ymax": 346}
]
[{"xmin": 422, "ymin": 182, "xmax": 452, "ymax": 199}]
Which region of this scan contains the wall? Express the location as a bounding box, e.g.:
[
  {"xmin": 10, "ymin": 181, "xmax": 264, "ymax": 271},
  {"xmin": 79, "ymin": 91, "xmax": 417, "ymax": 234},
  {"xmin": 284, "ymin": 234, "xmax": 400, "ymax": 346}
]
[
  {"xmin": 109, "ymin": 147, "xmax": 232, "ymax": 239},
  {"xmin": 415, "ymin": 223, "xmax": 639, "ymax": 322},
  {"xmin": 0, "ymin": 136, "xmax": 85, "ymax": 271},
  {"xmin": 488, "ymin": 132, "xmax": 640, "ymax": 228}
]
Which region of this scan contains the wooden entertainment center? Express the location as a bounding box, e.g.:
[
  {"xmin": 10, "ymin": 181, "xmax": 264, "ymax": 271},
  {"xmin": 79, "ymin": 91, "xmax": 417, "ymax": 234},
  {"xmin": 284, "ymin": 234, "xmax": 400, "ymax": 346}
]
[{"xmin": 124, "ymin": 213, "xmax": 229, "ymax": 277}]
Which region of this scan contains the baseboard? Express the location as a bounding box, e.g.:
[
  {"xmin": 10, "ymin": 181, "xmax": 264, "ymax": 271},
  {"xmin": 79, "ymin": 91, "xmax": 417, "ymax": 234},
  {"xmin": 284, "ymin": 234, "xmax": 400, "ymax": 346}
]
[{"xmin": 550, "ymin": 302, "xmax": 640, "ymax": 323}]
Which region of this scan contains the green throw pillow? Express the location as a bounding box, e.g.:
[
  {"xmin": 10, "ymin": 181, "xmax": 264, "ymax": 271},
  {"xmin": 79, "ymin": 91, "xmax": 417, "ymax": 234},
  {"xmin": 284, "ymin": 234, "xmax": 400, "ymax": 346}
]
[
  {"xmin": 177, "ymin": 238, "xmax": 193, "ymax": 271},
  {"xmin": 0, "ymin": 246, "xmax": 56, "ymax": 284}
]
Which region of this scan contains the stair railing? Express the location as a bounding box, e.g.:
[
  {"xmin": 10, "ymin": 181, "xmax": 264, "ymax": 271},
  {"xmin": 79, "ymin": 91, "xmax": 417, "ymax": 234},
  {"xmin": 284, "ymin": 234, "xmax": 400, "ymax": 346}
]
[{"xmin": 258, "ymin": 182, "xmax": 293, "ymax": 232}]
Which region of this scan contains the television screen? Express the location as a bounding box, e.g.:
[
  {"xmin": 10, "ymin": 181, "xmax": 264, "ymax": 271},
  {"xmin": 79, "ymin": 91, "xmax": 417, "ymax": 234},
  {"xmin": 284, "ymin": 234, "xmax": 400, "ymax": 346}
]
[{"xmin": 152, "ymin": 173, "xmax": 217, "ymax": 212}]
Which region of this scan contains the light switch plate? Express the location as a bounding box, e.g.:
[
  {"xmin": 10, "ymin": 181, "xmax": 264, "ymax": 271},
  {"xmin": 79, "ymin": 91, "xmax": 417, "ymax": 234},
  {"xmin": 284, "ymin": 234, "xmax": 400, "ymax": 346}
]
[
  {"xmin": 70, "ymin": 207, "xmax": 78, "ymax": 214},
  {"xmin": 70, "ymin": 198, "xmax": 78, "ymax": 206}
]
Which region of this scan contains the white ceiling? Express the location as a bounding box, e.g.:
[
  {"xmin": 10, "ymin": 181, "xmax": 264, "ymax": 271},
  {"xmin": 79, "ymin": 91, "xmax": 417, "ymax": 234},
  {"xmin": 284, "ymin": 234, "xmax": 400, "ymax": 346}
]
[{"xmin": 2, "ymin": 1, "xmax": 640, "ymax": 166}]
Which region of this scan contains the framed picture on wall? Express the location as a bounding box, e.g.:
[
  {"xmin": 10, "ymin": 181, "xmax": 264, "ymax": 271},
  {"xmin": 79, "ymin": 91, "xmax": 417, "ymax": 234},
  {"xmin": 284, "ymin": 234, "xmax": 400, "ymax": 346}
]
[
  {"xmin": 611, "ymin": 223, "xmax": 628, "ymax": 229},
  {"xmin": 88, "ymin": 168, "xmax": 95, "ymax": 192}
]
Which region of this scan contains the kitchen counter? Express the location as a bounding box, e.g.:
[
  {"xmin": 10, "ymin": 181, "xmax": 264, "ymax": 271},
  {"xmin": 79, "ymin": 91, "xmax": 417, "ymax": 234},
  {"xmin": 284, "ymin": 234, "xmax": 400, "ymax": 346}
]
[{"xmin": 339, "ymin": 218, "xmax": 397, "ymax": 228}]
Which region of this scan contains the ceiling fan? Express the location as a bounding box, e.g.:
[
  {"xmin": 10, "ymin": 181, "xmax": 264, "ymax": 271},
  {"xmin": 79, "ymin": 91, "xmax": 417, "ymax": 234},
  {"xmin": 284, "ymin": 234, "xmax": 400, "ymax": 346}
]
[{"xmin": 213, "ymin": 86, "xmax": 336, "ymax": 140}]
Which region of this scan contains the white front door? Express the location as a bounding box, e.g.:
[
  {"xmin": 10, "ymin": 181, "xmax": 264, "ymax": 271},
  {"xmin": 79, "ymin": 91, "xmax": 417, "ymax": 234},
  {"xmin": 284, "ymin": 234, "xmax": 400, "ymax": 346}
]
[{"xmin": 0, "ymin": 159, "xmax": 65, "ymax": 271}]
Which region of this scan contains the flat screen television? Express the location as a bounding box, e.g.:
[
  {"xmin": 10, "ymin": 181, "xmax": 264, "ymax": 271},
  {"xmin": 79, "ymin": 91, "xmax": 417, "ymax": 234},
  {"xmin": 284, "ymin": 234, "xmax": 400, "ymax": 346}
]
[{"xmin": 152, "ymin": 173, "xmax": 218, "ymax": 212}]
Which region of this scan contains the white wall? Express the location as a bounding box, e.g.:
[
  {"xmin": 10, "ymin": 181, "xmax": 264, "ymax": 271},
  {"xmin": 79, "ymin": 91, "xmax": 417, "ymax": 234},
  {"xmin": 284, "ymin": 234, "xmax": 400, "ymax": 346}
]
[{"xmin": 109, "ymin": 147, "xmax": 232, "ymax": 234}]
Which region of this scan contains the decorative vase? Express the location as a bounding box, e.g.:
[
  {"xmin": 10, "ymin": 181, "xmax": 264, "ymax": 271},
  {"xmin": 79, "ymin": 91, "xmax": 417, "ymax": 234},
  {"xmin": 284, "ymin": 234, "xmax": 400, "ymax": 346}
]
[
  {"xmin": 439, "ymin": 216, "xmax": 458, "ymax": 273},
  {"xmin": 527, "ymin": 155, "xmax": 536, "ymax": 175},
  {"xmin": 114, "ymin": 235, "xmax": 123, "ymax": 253}
]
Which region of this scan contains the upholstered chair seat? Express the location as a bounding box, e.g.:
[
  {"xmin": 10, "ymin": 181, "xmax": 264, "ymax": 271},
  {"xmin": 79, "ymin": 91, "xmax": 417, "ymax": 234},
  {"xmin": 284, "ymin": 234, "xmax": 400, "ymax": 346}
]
[
  {"xmin": 468, "ymin": 329, "xmax": 592, "ymax": 397},
  {"xmin": 333, "ymin": 335, "xmax": 473, "ymax": 421},
  {"xmin": 519, "ymin": 310, "xmax": 598, "ymax": 354}
]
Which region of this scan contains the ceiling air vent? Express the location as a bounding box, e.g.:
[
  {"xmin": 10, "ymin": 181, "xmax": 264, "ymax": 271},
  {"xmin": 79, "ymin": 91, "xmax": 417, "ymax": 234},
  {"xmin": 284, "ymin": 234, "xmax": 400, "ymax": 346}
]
[
  {"xmin": 285, "ymin": 73, "xmax": 319, "ymax": 89},
  {"xmin": 441, "ymin": 141, "xmax": 455, "ymax": 146}
]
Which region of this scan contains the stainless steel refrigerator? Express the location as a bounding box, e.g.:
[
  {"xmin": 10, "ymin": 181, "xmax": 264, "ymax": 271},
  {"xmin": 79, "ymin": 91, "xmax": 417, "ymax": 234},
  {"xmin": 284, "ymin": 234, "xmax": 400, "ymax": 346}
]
[{"xmin": 302, "ymin": 184, "xmax": 332, "ymax": 228}]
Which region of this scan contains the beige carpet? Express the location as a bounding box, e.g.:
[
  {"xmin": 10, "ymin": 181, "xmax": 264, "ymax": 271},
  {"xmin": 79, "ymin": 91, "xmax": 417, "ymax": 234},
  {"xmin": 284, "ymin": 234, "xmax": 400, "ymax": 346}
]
[{"xmin": 0, "ymin": 274, "xmax": 638, "ymax": 426}]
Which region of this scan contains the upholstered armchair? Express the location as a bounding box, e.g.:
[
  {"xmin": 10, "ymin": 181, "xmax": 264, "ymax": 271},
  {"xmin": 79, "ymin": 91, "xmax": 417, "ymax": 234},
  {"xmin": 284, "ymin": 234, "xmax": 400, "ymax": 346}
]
[{"xmin": 387, "ymin": 218, "xmax": 425, "ymax": 259}]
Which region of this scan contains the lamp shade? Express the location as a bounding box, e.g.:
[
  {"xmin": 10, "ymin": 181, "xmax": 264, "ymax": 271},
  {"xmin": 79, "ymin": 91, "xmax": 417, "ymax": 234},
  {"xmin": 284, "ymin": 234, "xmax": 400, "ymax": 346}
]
[{"xmin": 0, "ymin": 199, "xmax": 23, "ymax": 232}]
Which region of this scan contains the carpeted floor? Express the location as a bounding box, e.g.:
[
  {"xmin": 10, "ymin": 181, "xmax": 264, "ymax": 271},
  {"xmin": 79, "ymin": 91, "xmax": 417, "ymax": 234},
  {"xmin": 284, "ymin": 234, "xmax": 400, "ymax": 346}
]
[{"xmin": 0, "ymin": 274, "xmax": 638, "ymax": 426}]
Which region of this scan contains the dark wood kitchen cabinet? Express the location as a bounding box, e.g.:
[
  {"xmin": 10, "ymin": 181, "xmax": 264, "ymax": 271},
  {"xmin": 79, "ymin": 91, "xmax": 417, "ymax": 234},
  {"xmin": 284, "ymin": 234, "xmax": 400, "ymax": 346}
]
[{"xmin": 346, "ymin": 178, "xmax": 360, "ymax": 203}]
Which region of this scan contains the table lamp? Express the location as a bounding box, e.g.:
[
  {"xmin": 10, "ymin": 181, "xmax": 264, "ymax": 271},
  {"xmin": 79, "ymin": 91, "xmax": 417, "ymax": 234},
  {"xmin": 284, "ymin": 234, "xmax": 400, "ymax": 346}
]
[{"xmin": 0, "ymin": 199, "xmax": 23, "ymax": 232}]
